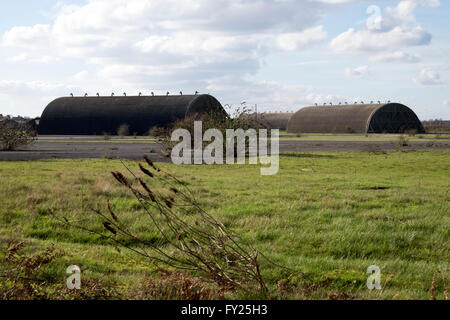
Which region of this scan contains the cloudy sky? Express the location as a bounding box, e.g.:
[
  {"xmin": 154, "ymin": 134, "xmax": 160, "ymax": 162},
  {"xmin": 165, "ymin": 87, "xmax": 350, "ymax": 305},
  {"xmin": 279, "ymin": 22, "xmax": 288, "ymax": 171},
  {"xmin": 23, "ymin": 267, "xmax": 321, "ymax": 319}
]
[{"xmin": 0, "ymin": 0, "xmax": 448, "ymax": 119}]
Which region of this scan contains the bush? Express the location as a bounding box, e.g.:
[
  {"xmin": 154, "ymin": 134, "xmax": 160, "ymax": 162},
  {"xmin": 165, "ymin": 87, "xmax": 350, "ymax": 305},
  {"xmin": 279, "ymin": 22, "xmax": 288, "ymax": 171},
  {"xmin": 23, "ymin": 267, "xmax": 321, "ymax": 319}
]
[
  {"xmin": 55, "ymin": 157, "xmax": 268, "ymax": 294},
  {"xmin": 103, "ymin": 132, "xmax": 111, "ymax": 140},
  {"xmin": 405, "ymin": 129, "xmax": 418, "ymax": 136},
  {"xmin": 117, "ymin": 124, "xmax": 129, "ymax": 138},
  {"xmin": 0, "ymin": 241, "xmax": 63, "ymax": 299},
  {"xmin": 152, "ymin": 107, "xmax": 268, "ymax": 158},
  {"xmin": 135, "ymin": 270, "xmax": 223, "ymax": 300},
  {"xmin": 397, "ymin": 135, "xmax": 409, "ymax": 147},
  {"xmin": 148, "ymin": 126, "xmax": 167, "ymax": 137},
  {"xmin": 0, "ymin": 123, "xmax": 35, "ymax": 151},
  {"xmin": 0, "ymin": 240, "xmax": 117, "ymax": 300}
]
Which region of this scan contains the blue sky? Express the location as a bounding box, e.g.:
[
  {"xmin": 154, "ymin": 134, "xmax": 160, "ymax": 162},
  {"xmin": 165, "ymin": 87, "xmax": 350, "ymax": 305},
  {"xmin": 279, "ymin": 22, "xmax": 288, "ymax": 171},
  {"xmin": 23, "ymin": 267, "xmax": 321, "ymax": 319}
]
[{"xmin": 0, "ymin": 0, "xmax": 449, "ymax": 120}]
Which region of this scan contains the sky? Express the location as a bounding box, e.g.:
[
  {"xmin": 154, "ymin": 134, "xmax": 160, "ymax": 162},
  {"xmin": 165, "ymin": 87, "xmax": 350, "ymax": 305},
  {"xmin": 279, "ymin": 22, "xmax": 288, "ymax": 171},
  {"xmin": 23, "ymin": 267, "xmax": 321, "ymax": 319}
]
[{"xmin": 0, "ymin": 0, "xmax": 449, "ymax": 120}]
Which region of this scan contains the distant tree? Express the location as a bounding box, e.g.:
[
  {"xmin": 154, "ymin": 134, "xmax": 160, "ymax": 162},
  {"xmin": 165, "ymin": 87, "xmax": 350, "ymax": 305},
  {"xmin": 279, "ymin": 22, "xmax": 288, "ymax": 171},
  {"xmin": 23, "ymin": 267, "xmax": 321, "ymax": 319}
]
[
  {"xmin": 151, "ymin": 106, "xmax": 265, "ymax": 158},
  {"xmin": 117, "ymin": 124, "xmax": 129, "ymax": 138},
  {"xmin": 422, "ymin": 119, "xmax": 450, "ymax": 133},
  {"xmin": 0, "ymin": 122, "xmax": 35, "ymax": 151}
]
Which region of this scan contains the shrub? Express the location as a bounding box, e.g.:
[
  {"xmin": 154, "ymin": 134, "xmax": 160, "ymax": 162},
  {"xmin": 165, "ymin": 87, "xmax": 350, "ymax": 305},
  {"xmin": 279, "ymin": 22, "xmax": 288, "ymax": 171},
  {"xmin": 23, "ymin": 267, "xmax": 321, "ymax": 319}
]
[
  {"xmin": 148, "ymin": 126, "xmax": 167, "ymax": 137},
  {"xmin": 135, "ymin": 270, "xmax": 223, "ymax": 300},
  {"xmin": 152, "ymin": 107, "xmax": 267, "ymax": 159},
  {"xmin": 55, "ymin": 156, "xmax": 267, "ymax": 294},
  {"xmin": 0, "ymin": 241, "xmax": 63, "ymax": 299},
  {"xmin": 117, "ymin": 124, "xmax": 129, "ymax": 138},
  {"xmin": 405, "ymin": 129, "xmax": 418, "ymax": 136},
  {"xmin": 0, "ymin": 123, "xmax": 35, "ymax": 151},
  {"xmin": 397, "ymin": 135, "xmax": 409, "ymax": 147},
  {"xmin": 0, "ymin": 240, "xmax": 117, "ymax": 300}
]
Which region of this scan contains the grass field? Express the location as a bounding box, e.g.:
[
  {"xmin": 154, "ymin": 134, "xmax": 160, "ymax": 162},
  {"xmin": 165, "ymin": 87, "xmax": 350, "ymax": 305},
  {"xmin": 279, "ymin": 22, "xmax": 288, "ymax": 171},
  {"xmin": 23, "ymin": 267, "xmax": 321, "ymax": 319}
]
[{"xmin": 0, "ymin": 150, "xmax": 449, "ymax": 299}]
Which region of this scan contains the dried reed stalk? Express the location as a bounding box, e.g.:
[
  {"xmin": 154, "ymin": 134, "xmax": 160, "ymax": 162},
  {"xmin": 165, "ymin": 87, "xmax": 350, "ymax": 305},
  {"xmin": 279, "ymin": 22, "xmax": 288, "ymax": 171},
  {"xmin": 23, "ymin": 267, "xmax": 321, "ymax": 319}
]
[{"xmin": 55, "ymin": 156, "xmax": 266, "ymax": 293}]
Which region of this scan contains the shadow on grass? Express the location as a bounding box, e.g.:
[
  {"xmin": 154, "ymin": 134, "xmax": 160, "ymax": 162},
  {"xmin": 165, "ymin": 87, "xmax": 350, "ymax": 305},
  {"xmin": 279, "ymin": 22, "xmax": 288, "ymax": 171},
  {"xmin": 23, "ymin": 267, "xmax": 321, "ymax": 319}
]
[
  {"xmin": 279, "ymin": 152, "xmax": 337, "ymax": 159},
  {"xmin": 358, "ymin": 186, "xmax": 391, "ymax": 190}
]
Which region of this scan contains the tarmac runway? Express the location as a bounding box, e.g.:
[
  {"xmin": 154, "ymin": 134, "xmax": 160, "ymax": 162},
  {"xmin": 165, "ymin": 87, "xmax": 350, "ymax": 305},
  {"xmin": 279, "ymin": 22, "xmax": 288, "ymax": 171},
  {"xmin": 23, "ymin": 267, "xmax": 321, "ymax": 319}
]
[{"xmin": 0, "ymin": 135, "xmax": 449, "ymax": 161}]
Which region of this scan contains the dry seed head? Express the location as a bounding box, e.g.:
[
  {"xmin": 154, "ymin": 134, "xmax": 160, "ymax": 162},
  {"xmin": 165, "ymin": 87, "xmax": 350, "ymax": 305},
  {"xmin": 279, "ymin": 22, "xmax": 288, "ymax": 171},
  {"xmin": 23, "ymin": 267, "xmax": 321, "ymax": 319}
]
[
  {"xmin": 139, "ymin": 163, "xmax": 154, "ymax": 178},
  {"xmin": 164, "ymin": 199, "xmax": 173, "ymax": 208},
  {"xmin": 138, "ymin": 178, "xmax": 156, "ymax": 202},
  {"xmin": 143, "ymin": 155, "xmax": 160, "ymax": 172},
  {"xmin": 103, "ymin": 221, "xmax": 117, "ymax": 235},
  {"xmin": 107, "ymin": 200, "xmax": 119, "ymax": 222},
  {"xmin": 111, "ymin": 171, "xmax": 129, "ymax": 187},
  {"xmin": 7, "ymin": 241, "xmax": 24, "ymax": 256}
]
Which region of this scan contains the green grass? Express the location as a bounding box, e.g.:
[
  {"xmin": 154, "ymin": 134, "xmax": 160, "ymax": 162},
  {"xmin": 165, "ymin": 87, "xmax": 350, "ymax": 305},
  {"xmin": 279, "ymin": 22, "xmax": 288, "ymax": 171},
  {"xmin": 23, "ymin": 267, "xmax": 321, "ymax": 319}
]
[{"xmin": 0, "ymin": 150, "xmax": 449, "ymax": 299}]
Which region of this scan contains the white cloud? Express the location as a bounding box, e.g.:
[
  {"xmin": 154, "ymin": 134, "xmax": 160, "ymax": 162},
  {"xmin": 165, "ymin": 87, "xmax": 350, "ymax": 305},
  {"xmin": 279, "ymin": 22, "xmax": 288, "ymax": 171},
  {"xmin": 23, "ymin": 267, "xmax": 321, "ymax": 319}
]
[
  {"xmin": 330, "ymin": 26, "xmax": 431, "ymax": 54},
  {"xmin": 0, "ymin": 0, "xmax": 445, "ymax": 118},
  {"xmin": 0, "ymin": 80, "xmax": 77, "ymax": 95},
  {"xmin": 313, "ymin": 0, "xmax": 359, "ymax": 3},
  {"xmin": 276, "ymin": 26, "xmax": 327, "ymax": 51},
  {"xmin": 74, "ymin": 71, "xmax": 90, "ymax": 81},
  {"xmin": 369, "ymin": 51, "xmax": 421, "ymax": 63},
  {"xmin": 1, "ymin": 0, "xmax": 332, "ymax": 96},
  {"xmin": 330, "ymin": 0, "xmax": 435, "ymax": 57},
  {"xmin": 413, "ymin": 68, "xmax": 442, "ymax": 85},
  {"xmin": 7, "ymin": 53, "xmax": 58, "ymax": 64},
  {"xmin": 387, "ymin": 0, "xmax": 440, "ymax": 19},
  {"xmin": 205, "ymin": 78, "xmax": 353, "ymax": 111},
  {"xmin": 3, "ymin": 24, "xmax": 52, "ymax": 49},
  {"xmin": 8, "ymin": 53, "xmax": 28, "ymax": 62},
  {"xmin": 3, "ymin": 0, "xmax": 360, "ymax": 116},
  {"xmin": 0, "ymin": 80, "xmax": 80, "ymax": 117},
  {"xmin": 443, "ymin": 99, "xmax": 448, "ymax": 106},
  {"xmin": 0, "ymin": 0, "xmax": 355, "ymax": 116},
  {"xmin": 345, "ymin": 65, "xmax": 369, "ymax": 78}
]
